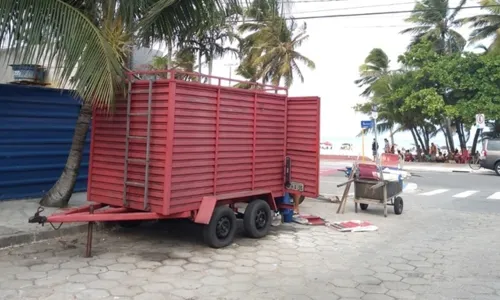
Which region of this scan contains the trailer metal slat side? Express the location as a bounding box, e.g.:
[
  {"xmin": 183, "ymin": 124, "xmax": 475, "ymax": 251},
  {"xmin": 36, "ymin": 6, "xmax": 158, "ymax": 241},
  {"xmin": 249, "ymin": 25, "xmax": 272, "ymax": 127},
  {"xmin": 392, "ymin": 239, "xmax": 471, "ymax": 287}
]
[{"xmin": 88, "ymin": 73, "xmax": 320, "ymax": 216}]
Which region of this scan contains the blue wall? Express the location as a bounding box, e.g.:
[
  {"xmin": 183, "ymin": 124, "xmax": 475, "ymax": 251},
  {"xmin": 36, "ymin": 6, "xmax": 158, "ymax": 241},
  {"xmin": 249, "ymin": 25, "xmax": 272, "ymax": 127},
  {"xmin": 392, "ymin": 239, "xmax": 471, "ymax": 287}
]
[{"xmin": 0, "ymin": 84, "xmax": 90, "ymax": 200}]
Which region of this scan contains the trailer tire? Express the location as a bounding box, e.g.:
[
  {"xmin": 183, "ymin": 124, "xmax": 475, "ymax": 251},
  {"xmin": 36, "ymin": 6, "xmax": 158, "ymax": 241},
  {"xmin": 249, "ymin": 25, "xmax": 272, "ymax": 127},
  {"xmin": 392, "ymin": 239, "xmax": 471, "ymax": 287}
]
[
  {"xmin": 203, "ymin": 206, "xmax": 237, "ymax": 248},
  {"xmin": 243, "ymin": 199, "xmax": 272, "ymax": 238},
  {"xmin": 360, "ymin": 203, "xmax": 368, "ymax": 210}
]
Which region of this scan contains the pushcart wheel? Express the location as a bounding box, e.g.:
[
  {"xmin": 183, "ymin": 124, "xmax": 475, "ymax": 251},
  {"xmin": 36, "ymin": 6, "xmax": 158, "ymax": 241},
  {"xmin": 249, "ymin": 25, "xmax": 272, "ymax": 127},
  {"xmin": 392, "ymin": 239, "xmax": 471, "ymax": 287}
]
[
  {"xmin": 244, "ymin": 199, "xmax": 272, "ymax": 238},
  {"xmin": 203, "ymin": 206, "xmax": 237, "ymax": 248},
  {"xmin": 360, "ymin": 203, "xmax": 368, "ymax": 210},
  {"xmin": 394, "ymin": 197, "xmax": 403, "ymax": 215}
]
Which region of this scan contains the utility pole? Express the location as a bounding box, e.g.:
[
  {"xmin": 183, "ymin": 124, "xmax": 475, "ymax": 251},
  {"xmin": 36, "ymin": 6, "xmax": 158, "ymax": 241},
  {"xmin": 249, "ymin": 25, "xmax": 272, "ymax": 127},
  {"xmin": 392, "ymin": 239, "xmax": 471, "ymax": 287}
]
[{"xmin": 224, "ymin": 62, "xmax": 238, "ymax": 83}]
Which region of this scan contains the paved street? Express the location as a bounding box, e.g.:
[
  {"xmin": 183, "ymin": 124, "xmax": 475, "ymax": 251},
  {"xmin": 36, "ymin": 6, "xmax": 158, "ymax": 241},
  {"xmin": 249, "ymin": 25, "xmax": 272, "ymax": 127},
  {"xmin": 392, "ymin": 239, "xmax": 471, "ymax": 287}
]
[
  {"xmin": 409, "ymin": 170, "xmax": 500, "ymax": 214},
  {"xmin": 1, "ymin": 171, "xmax": 500, "ymax": 300}
]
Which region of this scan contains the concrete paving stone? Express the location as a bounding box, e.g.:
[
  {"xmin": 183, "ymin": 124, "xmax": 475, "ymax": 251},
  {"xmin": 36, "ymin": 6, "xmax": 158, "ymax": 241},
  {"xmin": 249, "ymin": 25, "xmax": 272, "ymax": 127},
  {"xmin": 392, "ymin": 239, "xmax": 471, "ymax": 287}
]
[
  {"xmin": 135, "ymin": 260, "xmax": 162, "ymax": 269},
  {"xmin": 133, "ymin": 292, "xmax": 169, "ymax": 300},
  {"xmin": 205, "ymin": 268, "xmax": 230, "ymax": 276},
  {"xmin": 160, "ymin": 258, "xmax": 187, "ymax": 266},
  {"xmin": 362, "ymin": 294, "xmax": 395, "ymax": 300},
  {"xmin": 350, "ymin": 267, "xmax": 375, "ymax": 276},
  {"xmin": 333, "ymin": 287, "xmax": 365, "ymax": 298},
  {"xmin": 127, "ymin": 268, "xmax": 154, "ymax": 278},
  {"xmin": 462, "ymin": 284, "xmax": 496, "ymax": 294},
  {"xmin": 108, "ymin": 263, "xmax": 136, "ymax": 271},
  {"xmin": 352, "ymin": 275, "xmax": 382, "ymax": 285},
  {"xmin": 168, "ymin": 278, "xmax": 203, "ymax": 290},
  {"xmin": 154, "ymin": 265, "xmax": 184, "ymax": 275},
  {"xmin": 196, "ymin": 285, "xmax": 229, "ymax": 297},
  {"xmin": 401, "ymin": 254, "xmax": 426, "ymax": 261},
  {"xmin": 67, "ymin": 273, "xmax": 98, "ymax": 283},
  {"xmin": 231, "ymin": 266, "xmax": 257, "ymax": 274},
  {"xmin": 110, "ymin": 285, "xmax": 144, "ymax": 297},
  {"xmin": 382, "ymin": 281, "xmax": 411, "ymax": 290},
  {"xmin": 142, "ymin": 282, "xmax": 174, "ymax": 293},
  {"xmin": 86, "ymin": 279, "xmax": 120, "ymax": 289},
  {"xmin": 330, "ymin": 278, "xmax": 359, "ymax": 288},
  {"xmin": 386, "ymin": 289, "xmax": 418, "ymax": 299},
  {"xmin": 89, "ymin": 258, "xmax": 117, "ymax": 267},
  {"xmin": 209, "ymin": 260, "xmax": 236, "ymax": 269},
  {"xmin": 401, "ymin": 277, "xmax": 430, "ymax": 285},
  {"xmin": 369, "ymin": 265, "xmax": 396, "ymax": 273},
  {"xmin": 388, "ymin": 263, "xmax": 415, "ymax": 271},
  {"xmin": 29, "ymin": 263, "xmax": 59, "ymax": 272},
  {"xmin": 76, "ymin": 288, "xmax": 110, "ymax": 299},
  {"xmin": 407, "ymin": 260, "xmax": 434, "ymax": 268},
  {"xmin": 373, "ymin": 272, "xmax": 402, "ymax": 282},
  {"xmin": 200, "ymin": 275, "xmax": 230, "ymax": 286},
  {"xmin": 226, "ymin": 282, "xmax": 255, "ymax": 292},
  {"xmin": 52, "ymin": 282, "xmax": 87, "ymax": 293},
  {"xmin": 356, "ymin": 284, "xmax": 388, "ymax": 294},
  {"xmin": 78, "ymin": 266, "xmax": 107, "ymax": 274},
  {"xmin": 98, "ymin": 270, "xmax": 127, "ymax": 280}
]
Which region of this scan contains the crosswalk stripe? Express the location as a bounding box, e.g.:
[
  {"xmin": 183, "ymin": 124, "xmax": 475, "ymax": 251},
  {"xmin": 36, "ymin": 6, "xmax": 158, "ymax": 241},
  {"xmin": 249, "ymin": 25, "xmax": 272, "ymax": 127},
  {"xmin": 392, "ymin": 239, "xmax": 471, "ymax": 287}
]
[
  {"xmin": 452, "ymin": 190, "xmax": 479, "ymax": 198},
  {"xmin": 487, "ymin": 192, "xmax": 500, "ymax": 200},
  {"xmin": 419, "ymin": 189, "xmax": 449, "ymax": 196}
]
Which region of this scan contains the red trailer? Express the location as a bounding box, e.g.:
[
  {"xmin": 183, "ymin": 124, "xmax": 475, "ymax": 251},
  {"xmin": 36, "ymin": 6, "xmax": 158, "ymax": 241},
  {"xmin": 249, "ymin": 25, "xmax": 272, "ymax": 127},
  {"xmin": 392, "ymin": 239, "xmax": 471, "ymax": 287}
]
[{"xmin": 29, "ymin": 70, "xmax": 321, "ymax": 256}]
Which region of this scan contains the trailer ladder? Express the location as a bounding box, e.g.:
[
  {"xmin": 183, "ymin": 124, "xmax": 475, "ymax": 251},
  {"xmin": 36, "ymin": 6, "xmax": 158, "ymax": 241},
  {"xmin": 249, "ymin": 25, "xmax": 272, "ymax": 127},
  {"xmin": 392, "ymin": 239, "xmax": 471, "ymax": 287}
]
[{"xmin": 122, "ymin": 79, "xmax": 154, "ymax": 210}]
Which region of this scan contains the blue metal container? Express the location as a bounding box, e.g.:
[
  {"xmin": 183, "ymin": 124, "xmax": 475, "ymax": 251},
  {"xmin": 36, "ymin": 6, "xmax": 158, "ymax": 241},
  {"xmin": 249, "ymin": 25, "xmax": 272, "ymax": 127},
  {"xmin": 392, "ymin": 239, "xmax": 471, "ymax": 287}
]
[{"xmin": 0, "ymin": 84, "xmax": 90, "ymax": 200}]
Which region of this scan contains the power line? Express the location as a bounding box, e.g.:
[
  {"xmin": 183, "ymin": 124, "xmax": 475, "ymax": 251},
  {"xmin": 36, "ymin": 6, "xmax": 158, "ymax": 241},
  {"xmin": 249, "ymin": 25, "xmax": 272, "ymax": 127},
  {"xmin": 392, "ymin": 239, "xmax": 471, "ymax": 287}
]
[
  {"xmin": 285, "ymin": 4, "xmax": 492, "ymax": 20},
  {"xmin": 290, "ymin": 2, "xmax": 415, "ymax": 15},
  {"xmin": 284, "ymin": 0, "xmax": 348, "ymax": 3}
]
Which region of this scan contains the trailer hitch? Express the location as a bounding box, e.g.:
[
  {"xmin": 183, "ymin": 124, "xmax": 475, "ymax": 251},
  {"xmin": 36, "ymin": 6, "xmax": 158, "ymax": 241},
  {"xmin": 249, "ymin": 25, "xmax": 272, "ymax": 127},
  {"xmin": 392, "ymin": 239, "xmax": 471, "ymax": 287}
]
[{"xmin": 28, "ymin": 207, "xmax": 47, "ymax": 225}]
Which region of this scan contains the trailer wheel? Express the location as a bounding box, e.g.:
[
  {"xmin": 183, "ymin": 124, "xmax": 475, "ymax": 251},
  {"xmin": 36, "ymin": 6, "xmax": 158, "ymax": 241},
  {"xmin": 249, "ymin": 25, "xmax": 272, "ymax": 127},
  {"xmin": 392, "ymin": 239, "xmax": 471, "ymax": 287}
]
[
  {"xmin": 360, "ymin": 203, "xmax": 369, "ymax": 210},
  {"xmin": 243, "ymin": 199, "xmax": 272, "ymax": 238},
  {"xmin": 203, "ymin": 206, "xmax": 237, "ymax": 248},
  {"xmin": 394, "ymin": 197, "xmax": 403, "ymax": 215}
]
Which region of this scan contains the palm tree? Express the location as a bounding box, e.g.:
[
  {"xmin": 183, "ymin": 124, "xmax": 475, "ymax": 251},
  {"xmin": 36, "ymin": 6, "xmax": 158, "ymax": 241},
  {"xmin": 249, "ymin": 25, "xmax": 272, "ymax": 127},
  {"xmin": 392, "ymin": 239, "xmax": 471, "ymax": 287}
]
[
  {"xmin": 354, "ymin": 48, "xmax": 390, "ymax": 97},
  {"xmin": 461, "ymin": 0, "xmax": 500, "ymax": 54},
  {"xmin": 401, "ymin": 0, "xmax": 467, "ymax": 54},
  {"xmin": 239, "ymin": 17, "xmax": 315, "ymax": 87},
  {"xmin": 0, "ymin": 0, "xmax": 241, "ymax": 207}
]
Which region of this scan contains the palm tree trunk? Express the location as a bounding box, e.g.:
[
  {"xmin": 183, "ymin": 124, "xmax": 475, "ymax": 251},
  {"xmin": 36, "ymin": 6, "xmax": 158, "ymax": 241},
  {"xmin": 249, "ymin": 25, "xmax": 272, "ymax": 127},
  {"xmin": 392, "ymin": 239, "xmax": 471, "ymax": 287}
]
[
  {"xmin": 39, "ymin": 101, "xmax": 92, "ymax": 207},
  {"xmin": 208, "ymin": 59, "xmax": 213, "ymax": 83},
  {"xmin": 441, "ymin": 125, "xmax": 450, "ymax": 153},
  {"xmin": 444, "ymin": 118, "xmax": 455, "ymax": 152},
  {"xmin": 410, "ymin": 128, "xmax": 419, "ymax": 149},
  {"xmin": 389, "ymin": 127, "xmax": 395, "ymax": 146},
  {"xmin": 414, "ymin": 127, "xmax": 427, "ymax": 154},
  {"xmin": 198, "ymin": 51, "xmax": 202, "ymax": 82},
  {"xmin": 167, "ymin": 40, "xmax": 173, "ymax": 69}
]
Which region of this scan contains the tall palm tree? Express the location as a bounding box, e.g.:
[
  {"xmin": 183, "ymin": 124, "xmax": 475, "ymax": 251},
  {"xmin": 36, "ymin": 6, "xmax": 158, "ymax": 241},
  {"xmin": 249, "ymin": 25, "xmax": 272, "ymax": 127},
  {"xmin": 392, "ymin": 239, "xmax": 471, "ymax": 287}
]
[
  {"xmin": 239, "ymin": 17, "xmax": 315, "ymax": 87},
  {"xmin": 401, "ymin": 0, "xmax": 467, "ymax": 54},
  {"xmin": 0, "ymin": 0, "xmax": 241, "ymax": 207},
  {"xmin": 354, "ymin": 48, "xmax": 390, "ymax": 97},
  {"xmin": 461, "ymin": 0, "xmax": 500, "ymax": 54}
]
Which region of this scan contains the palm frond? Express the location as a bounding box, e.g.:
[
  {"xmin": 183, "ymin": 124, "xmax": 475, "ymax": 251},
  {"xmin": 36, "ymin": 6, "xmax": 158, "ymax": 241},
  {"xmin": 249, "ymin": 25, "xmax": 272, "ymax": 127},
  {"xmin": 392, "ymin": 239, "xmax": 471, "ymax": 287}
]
[{"xmin": 0, "ymin": 0, "xmax": 125, "ymax": 109}]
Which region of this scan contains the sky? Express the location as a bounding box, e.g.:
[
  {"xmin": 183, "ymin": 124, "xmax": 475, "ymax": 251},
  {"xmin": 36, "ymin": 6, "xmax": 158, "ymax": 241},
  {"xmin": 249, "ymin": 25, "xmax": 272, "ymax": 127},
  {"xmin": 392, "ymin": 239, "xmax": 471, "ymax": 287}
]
[{"xmin": 201, "ymin": 0, "xmax": 488, "ymax": 153}]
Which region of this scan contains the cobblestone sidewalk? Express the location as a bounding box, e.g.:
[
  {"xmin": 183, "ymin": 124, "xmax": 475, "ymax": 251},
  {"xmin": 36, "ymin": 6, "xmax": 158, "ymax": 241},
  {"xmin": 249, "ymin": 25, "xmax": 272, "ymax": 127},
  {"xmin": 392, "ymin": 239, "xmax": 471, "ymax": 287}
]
[{"xmin": 1, "ymin": 195, "xmax": 500, "ymax": 300}]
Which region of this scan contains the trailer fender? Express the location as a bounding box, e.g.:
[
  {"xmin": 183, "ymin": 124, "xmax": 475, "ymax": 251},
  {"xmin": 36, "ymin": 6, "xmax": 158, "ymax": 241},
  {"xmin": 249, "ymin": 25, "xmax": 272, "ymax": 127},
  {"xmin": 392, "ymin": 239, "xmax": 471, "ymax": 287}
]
[{"xmin": 194, "ymin": 196, "xmax": 217, "ymax": 224}]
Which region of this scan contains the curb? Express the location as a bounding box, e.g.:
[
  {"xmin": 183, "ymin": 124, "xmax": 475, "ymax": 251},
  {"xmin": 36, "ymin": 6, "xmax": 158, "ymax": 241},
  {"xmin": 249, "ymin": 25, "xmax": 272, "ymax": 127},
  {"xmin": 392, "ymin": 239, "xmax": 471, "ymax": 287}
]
[{"xmin": 0, "ymin": 223, "xmax": 108, "ymax": 250}]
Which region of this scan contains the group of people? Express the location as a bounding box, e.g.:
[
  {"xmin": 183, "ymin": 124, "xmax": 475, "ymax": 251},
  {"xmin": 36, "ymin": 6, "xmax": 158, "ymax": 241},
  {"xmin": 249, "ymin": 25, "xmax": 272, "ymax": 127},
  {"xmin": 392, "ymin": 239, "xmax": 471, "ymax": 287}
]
[
  {"xmin": 371, "ymin": 139, "xmax": 450, "ymax": 163},
  {"xmin": 371, "ymin": 138, "xmax": 397, "ymax": 161}
]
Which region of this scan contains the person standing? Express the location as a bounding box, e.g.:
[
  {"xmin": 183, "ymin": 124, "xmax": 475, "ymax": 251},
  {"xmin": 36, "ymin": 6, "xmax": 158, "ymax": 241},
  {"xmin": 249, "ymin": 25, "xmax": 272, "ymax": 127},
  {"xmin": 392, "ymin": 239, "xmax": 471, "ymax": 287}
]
[
  {"xmin": 372, "ymin": 138, "xmax": 379, "ymax": 161},
  {"xmin": 430, "ymin": 143, "xmax": 437, "ymax": 161},
  {"xmin": 384, "ymin": 138, "xmax": 390, "ymax": 153}
]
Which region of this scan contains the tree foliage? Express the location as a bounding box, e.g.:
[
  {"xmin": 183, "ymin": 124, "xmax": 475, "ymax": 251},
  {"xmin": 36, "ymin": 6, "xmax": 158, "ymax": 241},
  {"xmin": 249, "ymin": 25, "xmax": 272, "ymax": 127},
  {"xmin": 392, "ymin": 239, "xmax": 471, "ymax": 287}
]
[{"xmin": 355, "ymin": 0, "xmax": 500, "ymax": 155}]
